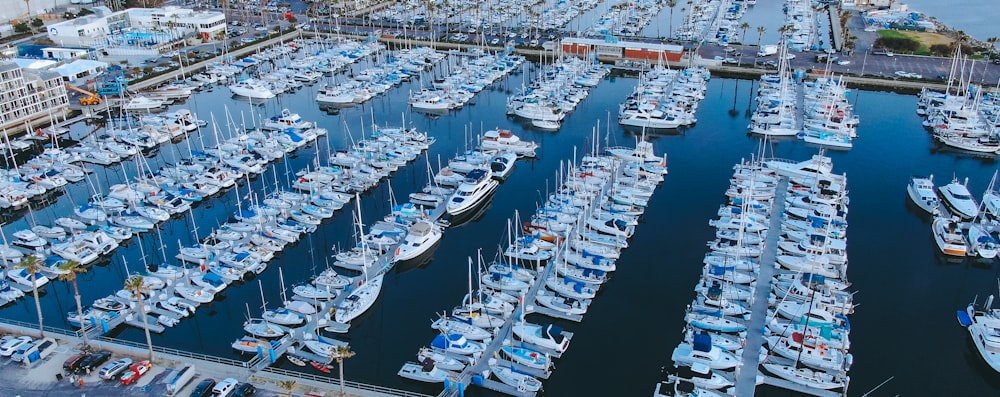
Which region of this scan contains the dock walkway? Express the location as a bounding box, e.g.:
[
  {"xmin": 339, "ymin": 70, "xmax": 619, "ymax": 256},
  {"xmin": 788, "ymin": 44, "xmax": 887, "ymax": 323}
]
[{"xmin": 733, "ymin": 178, "xmax": 787, "ymax": 396}]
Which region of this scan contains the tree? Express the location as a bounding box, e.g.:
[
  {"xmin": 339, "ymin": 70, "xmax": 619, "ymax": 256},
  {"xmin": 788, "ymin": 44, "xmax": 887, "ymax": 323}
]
[
  {"xmin": 13, "ymin": 23, "xmax": 29, "ymax": 34},
  {"xmin": 740, "ymin": 22, "xmax": 750, "ymax": 45},
  {"xmin": 57, "ymin": 260, "xmax": 89, "ymax": 346},
  {"xmin": 754, "ymin": 26, "xmax": 766, "ymax": 66},
  {"xmin": 333, "ymin": 344, "xmax": 356, "ymax": 396},
  {"xmin": 278, "ymin": 379, "xmax": 297, "ymax": 397},
  {"xmin": 15, "ymin": 256, "xmax": 45, "ymax": 337},
  {"xmin": 124, "ymin": 274, "xmax": 155, "ymax": 360},
  {"xmin": 30, "ymin": 18, "xmax": 44, "ymax": 28},
  {"xmin": 666, "ymin": 0, "xmax": 677, "ymax": 39}
]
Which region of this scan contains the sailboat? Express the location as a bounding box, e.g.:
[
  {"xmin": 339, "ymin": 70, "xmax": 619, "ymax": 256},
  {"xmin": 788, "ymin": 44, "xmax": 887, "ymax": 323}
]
[
  {"xmin": 333, "ymin": 194, "xmax": 385, "ymax": 325},
  {"xmin": 244, "ymin": 286, "xmax": 285, "ymax": 338}
]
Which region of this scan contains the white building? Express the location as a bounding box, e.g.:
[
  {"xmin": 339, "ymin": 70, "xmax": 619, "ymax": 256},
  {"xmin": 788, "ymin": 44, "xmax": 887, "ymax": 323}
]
[
  {"xmin": 0, "ymin": 62, "xmax": 69, "ymax": 133},
  {"xmin": 46, "ymin": 6, "xmax": 226, "ymax": 48}
]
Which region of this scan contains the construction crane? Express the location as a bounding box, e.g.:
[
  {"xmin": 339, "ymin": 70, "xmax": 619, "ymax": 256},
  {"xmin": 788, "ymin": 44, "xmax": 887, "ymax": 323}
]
[{"xmin": 63, "ymin": 83, "xmax": 102, "ymax": 106}]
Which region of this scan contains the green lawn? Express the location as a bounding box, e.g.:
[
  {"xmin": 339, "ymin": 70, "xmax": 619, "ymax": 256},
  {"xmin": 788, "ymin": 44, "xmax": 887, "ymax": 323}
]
[{"xmin": 876, "ymin": 29, "xmax": 930, "ymax": 55}]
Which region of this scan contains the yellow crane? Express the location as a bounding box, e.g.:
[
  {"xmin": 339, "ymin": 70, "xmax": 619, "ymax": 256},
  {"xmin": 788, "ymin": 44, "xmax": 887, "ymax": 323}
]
[{"xmin": 63, "ymin": 83, "xmax": 102, "ymax": 106}]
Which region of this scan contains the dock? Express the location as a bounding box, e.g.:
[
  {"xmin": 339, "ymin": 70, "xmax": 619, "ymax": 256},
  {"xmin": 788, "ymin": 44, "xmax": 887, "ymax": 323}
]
[
  {"xmin": 733, "ymin": 178, "xmax": 787, "ymax": 396},
  {"xmin": 432, "ymin": 156, "xmax": 644, "ymax": 397}
]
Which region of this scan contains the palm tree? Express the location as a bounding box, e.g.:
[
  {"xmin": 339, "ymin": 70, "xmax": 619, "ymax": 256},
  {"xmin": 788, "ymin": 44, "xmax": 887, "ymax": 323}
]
[
  {"xmin": 333, "ymin": 344, "xmax": 356, "ymax": 396},
  {"xmin": 278, "ymin": 379, "xmax": 297, "ymax": 397},
  {"xmin": 666, "ymin": 0, "xmax": 677, "ymax": 39},
  {"xmin": 124, "ymin": 274, "xmax": 154, "ymax": 360},
  {"xmin": 14, "ymin": 255, "xmax": 45, "ymax": 337},
  {"xmin": 740, "ymin": 22, "xmax": 750, "ymax": 45},
  {"xmin": 754, "ymin": 26, "xmax": 766, "ymax": 66},
  {"xmin": 57, "ymin": 260, "xmax": 88, "ymax": 346},
  {"xmin": 987, "ymin": 36, "xmax": 999, "ymax": 61}
]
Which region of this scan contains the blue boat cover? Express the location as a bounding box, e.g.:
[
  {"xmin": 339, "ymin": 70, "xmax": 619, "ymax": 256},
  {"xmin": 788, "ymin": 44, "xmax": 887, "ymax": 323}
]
[
  {"xmin": 693, "ymin": 333, "xmax": 712, "ymax": 352},
  {"xmin": 430, "ymin": 334, "xmax": 448, "ymax": 349}
]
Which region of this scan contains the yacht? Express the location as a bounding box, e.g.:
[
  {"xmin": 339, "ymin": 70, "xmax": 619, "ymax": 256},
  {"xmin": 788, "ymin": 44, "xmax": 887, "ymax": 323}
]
[
  {"xmin": 932, "ymin": 216, "xmax": 969, "ymax": 256},
  {"xmin": 906, "ymin": 175, "xmax": 941, "ymax": 215},
  {"xmin": 938, "ymin": 177, "xmax": 979, "ymax": 220},
  {"xmin": 446, "ymin": 168, "xmax": 499, "ymax": 216},
  {"xmin": 393, "ymin": 221, "xmax": 442, "ymax": 262},
  {"xmin": 961, "ymin": 294, "xmax": 1000, "ymax": 373},
  {"xmin": 228, "ymin": 79, "xmax": 276, "ymax": 99},
  {"xmin": 480, "ymin": 129, "xmax": 538, "ymax": 157},
  {"xmin": 488, "ymin": 152, "xmax": 517, "ymax": 180}
]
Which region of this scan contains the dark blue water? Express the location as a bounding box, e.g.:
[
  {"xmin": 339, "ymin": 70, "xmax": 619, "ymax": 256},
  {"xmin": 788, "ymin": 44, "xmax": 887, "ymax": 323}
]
[{"xmin": 4, "ymin": 60, "xmax": 1000, "ymax": 396}]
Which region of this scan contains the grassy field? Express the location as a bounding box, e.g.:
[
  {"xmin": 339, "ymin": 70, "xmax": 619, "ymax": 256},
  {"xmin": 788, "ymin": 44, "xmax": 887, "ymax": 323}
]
[{"xmin": 877, "ymin": 29, "xmax": 956, "ymax": 55}]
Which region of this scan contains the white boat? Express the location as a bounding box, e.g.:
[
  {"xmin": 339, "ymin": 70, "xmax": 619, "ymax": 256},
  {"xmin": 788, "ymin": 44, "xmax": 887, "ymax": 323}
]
[
  {"xmin": 431, "ymin": 317, "xmax": 493, "ymax": 341},
  {"xmin": 303, "ymin": 338, "xmax": 348, "ymax": 357},
  {"xmin": 334, "ymin": 274, "xmax": 384, "ymax": 323},
  {"xmin": 229, "ymin": 80, "xmax": 276, "ymax": 99},
  {"xmin": 312, "ymin": 268, "xmax": 351, "ymax": 289},
  {"xmin": 398, "ymin": 361, "xmax": 450, "ymax": 383},
  {"xmin": 284, "ymin": 300, "xmax": 317, "ymax": 316},
  {"xmin": 670, "ymin": 339, "xmax": 739, "ymax": 370},
  {"xmin": 488, "ymin": 152, "xmax": 517, "ymax": 180},
  {"xmin": 962, "ymin": 295, "xmax": 1000, "ymax": 373},
  {"xmin": 417, "ymin": 347, "xmax": 467, "ymax": 371},
  {"xmin": 430, "ymin": 333, "xmax": 485, "ymax": 356},
  {"xmin": 491, "ymin": 364, "xmax": 543, "ymax": 392},
  {"xmin": 263, "ymin": 307, "xmax": 305, "ymax": 326},
  {"xmin": 232, "ymin": 336, "xmax": 273, "ymax": 354},
  {"xmin": 938, "ymin": 177, "xmax": 979, "ymax": 220},
  {"xmin": 174, "ymin": 284, "xmax": 215, "ymax": 303},
  {"xmin": 512, "ymin": 323, "xmax": 570, "ymax": 354},
  {"xmin": 123, "ymin": 95, "xmax": 166, "ymax": 111},
  {"xmin": 969, "ymin": 222, "xmax": 999, "ymax": 259},
  {"xmin": 243, "ymin": 318, "xmax": 285, "ymax": 338},
  {"xmin": 393, "ymin": 221, "xmax": 442, "ymax": 261},
  {"xmin": 534, "ymin": 291, "xmax": 589, "ymax": 315},
  {"xmin": 292, "ymin": 284, "xmax": 338, "ymax": 300},
  {"xmin": 762, "ymin": 363, "xmax": 848, "ymax": 390},
  {"xmin": 531, "ymin": 119, "xmax": 560, "ymax": 130},
  {"xmin": 906, "ymin": 175, "xmax": 941, "ymax": 215},
  {"xmin": 500, "ymin": 345, "xmax": 551, "ymax": 371},
  {"xmin": 765, "ymin": 333, "xmax": 848, "ymax": 371},
  {"xmin": 480, "ymin": 129, "xmax": 538, "ymax": 157},
  {"xmin": 7, "ymin": 268, "xmax": 50, "ymax": 288},
  {"xmin": 446, "ymin": 168, "xmax": 499, "ymax": 216},
  {"xmin": 932, "ymin": 216, "xmax": 969, "ymax": 256}
]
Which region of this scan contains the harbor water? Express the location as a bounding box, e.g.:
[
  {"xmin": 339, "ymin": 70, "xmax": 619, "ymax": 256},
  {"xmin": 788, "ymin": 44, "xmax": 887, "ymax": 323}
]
[{"xmin": 3, "ymin": 56, "xmax": 1000, "ymax": 397}]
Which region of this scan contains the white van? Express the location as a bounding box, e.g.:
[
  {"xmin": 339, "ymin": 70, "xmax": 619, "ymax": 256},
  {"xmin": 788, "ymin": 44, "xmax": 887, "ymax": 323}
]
[
  {"xmin": 164, "ymin": 364, "xmax": 197, "ymax": 395},
  {"xmin": 0, "ymin": 336, "xmax": 32, "ymax": 357}
]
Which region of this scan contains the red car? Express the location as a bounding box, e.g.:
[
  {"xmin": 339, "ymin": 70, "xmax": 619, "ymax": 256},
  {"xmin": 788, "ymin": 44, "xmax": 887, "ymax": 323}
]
[{"xmin": 119, "ymin": 360, "xmax": 152, "ymax": 385}]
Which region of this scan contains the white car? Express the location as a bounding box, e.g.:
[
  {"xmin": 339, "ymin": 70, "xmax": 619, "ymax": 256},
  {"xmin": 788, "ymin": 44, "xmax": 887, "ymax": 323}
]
[
  {"xmin": 837, "ymin": 60, "xmax": 851, "ymax": 65},
  {"xmin": 213, "ymin": 377, "xmax": 240, "ymax": 397},
  {"xmin": 0, "ymin": 336, "xmax": 32, "ymax": 357}
]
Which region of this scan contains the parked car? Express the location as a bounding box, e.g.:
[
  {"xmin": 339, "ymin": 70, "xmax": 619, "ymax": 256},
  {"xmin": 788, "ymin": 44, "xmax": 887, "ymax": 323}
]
[
  {"xmin": 233, "ymin": 382, "xmax": 257, "ymax": 397},
  {"xmin": 99, "ymin": 358, "xmax": 133, "ymax": 380},
  {"xmin": 63, "ymin": 352, "xmax": 91, "ymax": 372},
  {"xmin": 213, "ymin": 377, "xmax": 239, "ymax": 397},
  {"xmin": 119, "ymin": 360, "xmax": 152, "ymax": 385},
  {"xmin": 77, "ymin": 350, "xmax": 112, "ymax": 373},
  {"xmin": 0, "ymin": 336, "xmax": 32, "ymax": 357},
  {"xmin": 190, "ymin": 378, "xmax": 216, "ymax": 397}
]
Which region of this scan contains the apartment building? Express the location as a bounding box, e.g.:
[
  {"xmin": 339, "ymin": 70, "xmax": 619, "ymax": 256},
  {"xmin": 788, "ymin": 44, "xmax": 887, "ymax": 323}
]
[{"xmin": 0, "ymin": 62, "xmax": 70, "ymax": 133}]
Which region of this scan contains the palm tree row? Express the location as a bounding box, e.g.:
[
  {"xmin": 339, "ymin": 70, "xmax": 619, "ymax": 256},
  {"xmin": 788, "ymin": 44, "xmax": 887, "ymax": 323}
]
[{"xmin": 13, "ymin": 255, "xmax": 155, "ymax": 361}]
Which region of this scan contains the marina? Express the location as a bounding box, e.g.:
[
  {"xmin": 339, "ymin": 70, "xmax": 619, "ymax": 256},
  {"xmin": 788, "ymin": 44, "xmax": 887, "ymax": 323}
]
[{"xmin": 2, "ymin": 13, "xmax": 1000, "ymax": 397}]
